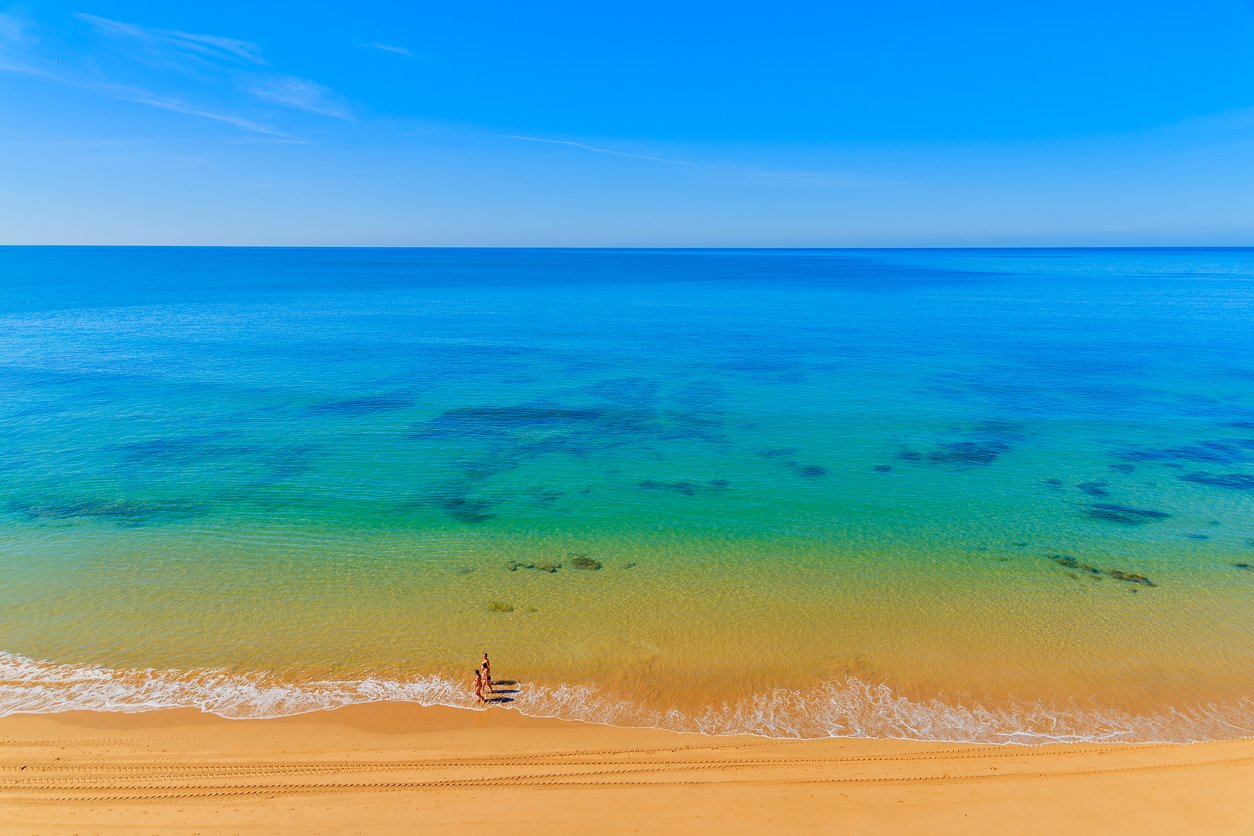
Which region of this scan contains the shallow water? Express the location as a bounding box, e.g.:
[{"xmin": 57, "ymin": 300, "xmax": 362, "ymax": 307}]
[{"xmin": 0, "ymin": 247, "xmax": 1251, "ymax": 742}]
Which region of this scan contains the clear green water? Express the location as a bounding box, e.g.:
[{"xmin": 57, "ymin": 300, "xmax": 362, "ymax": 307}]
[{"xmin": 0, "ymin": 247, "xmax": 1251, "ymax": 742}]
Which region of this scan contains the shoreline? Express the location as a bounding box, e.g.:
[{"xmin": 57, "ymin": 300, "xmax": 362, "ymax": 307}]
[
  {"xmin": 2, "ymin": 704, "xmax": 1252, "ymax": 834},
  {"xmin": 4, "ymin": 651, "xmax": 1251, "ymax": 746}
]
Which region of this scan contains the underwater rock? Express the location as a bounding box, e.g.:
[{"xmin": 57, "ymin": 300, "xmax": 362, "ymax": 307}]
[
  {"xmin": 407, "ymin": 483, "xmax": 499, "ymax": 524},
  {"xmin": 1045, "ymin": 553, "xmax": 1156, "ymax": 586},
  {"xmin": 1108, "ymin": 463, "xmax": 1136, "ymax": 473},
  {"xmin": 1085, "ymin": 503, "xmax": 1170, "ymax": 525},
  {"xmin": 783, "ymin": 461, "xmax": 826, "ymax": 478},
  {"xmin": 1179, "ymin": 472, "xmax": 1254, "ymax": 490},
  {"xmin": 897, "ymin": 450, "xmax": 924, "ymax": 462},
  {"xmin": 927, "ymin": 440, "xmax": 1010, "ymax": 466},
  {"xmin": 1112, "ymin": 440, "xmax": 1254, "ymax": 465},
  {"xmin": 1184, "ymin": 533, "xmax": 1210, "ymax": 541},
  {"xmin": 639, "ymin": 479, "xmax": 697, "ymax": 496},
  {"xmin": 638, "ymin": 479, "xmax": 729, "ymax": 496},
  {"xmin": 441, "ymin": 496, "xmax": 495, "ymax": 524},
  {"xmin": 1107, "ymin": 570, "xmax": 1156, "ymax": 587},
  {"xmin": 11, "ymin": 497, "xmax": 206, "ymax": 526},
  {"xmin": 1076, "ymin": 481, "xmax": 1109, "ymax": 497},
  {"xmin": 1046, "ymin": 553, "xmax": 1102, "ymax": 576},
  {"xmin": 487, "ymin": 601, "xmax": 515, "ymax": 613},
  {"xmin": 507, "ymin": 560, "xmax": 560, "ymax": 573},
  {"xmin": 452, "ymin": 455, "xmax": 520, "ymax": 481},
  {"xmin": 873, "ymin": 464, "xmax": 893, "ymax": 473},
  {"xmin": 757, "ymin": 447, "xmax": 799, "ymax": 459},
  {"xmin": 622, "ymin": 562, "xmax": 637, "ymax": 569},
  {"xmin": 1234, "ymin": 563, "xmax": 1252, "ymax": 571},
  {"xmin": 1042, "ymin": 478, "xmax": 1064, "ymax": 487},
  {"xmin": 569, "ymin": 554, "xmax": 602, "ymax": 571}
]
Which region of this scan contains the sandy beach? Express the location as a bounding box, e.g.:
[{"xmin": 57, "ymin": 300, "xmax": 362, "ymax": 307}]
[{"xmin": 1, "ymin": 705, "xmax": 1250, "ymax": 835}]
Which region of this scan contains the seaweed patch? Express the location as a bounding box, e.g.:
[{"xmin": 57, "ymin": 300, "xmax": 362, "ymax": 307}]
[
  {"xmin": 897, "ymin": 420, "xmax": 1024, "ymax": 469},
  {"xmin": 1085, "ymin": 503, "xmax": 1170, "ymax": 525},
  {"xmin": 927, "ymin": 440, "xmax": 1010, "ymax": 466},
  {"xmin": 406, "ymin": 483, "xmax": 498, "ymax": 524},
  {"xmin": 638, "ymin": 478, "xmax": 731, "ymax": 496},
  {"xmin": 1112, "ymin": 440, "xmax": 1254, "ymax": 465},
  {"xmin": 9, "ymin": 497, "xmax": 206, "ymax": 526},
  {"xmin": 784, "ymin": 461, "xmax": 827, "ymax": 478},
  {"xmin": 1179, "ymin": 472, "xmax": 1254, "ymax": 490}
]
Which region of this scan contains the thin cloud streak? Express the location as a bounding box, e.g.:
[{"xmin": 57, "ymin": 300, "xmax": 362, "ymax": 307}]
[
  {"xmin": 248, "ymin": 75, "xmax": 352, "ymax": 120},
  {"xmin": 369, "ymin": 42, "xmax": 413, "ymax": 57},
  {"xmin": 34, "ymin": 11, "xmax": 350, "ymax": 131},
  {"xmin": 0, "ymin": 12, "xmax": 33, "ymax": 46},
  {"xmin": 75, "ymin": 13, "xmax": 268, "ymax": 65},
  {"xmin": 495, "ymin": 133, "xmax": 696, "ymax": 166},
  {"xmin": 0, "ymin": 56, "xmax": 290, "ymax": 137}
]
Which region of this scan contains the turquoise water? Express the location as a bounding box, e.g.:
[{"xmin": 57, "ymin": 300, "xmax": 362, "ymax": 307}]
[{"xmin": 0, "ymin": 247, "xmax": 1251, "ymax": 742}]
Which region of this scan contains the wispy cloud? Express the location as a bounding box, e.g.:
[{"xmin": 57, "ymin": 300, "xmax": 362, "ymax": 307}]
[
  {"xmin": 0, "ymin": 11, "xmax": 356, "ymax": 134},
  {"xmin": 495, "ymin": 133, "xmax": 696, "ymax": 166},
  {"xmin": 247, "ymin": 75, "xmax": 351, "ymax": 120},
  {"xmin": 75, "ymin": 13, "xmax": 267, "ymax": 66},
  {"xmin": 0, "ymin": 11, "xmax": 33, "ymax": 46},
  {"xmin": 0, "ymin": 13, "xmax": 298, "ymax": 138},
  {"xmin": 0, "ymin": 56, "xmax": 289, "ymax": 137},
  {"xmin": 368, "ymin": 42, "xmax": 412, "ymax": 57}
]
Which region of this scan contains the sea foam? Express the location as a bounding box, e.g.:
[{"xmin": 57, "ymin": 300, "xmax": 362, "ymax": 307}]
[{"xmin": 1, "ymin": 652, "xmax": 1249, "ymax": 745}]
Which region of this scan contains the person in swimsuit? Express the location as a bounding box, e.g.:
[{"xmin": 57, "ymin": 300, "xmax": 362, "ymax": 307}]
[
  {"xmin": 480, "ymin": 659, "xmax": 494, "ymax": 696},
  {"xmin": 473, "ymin": 669, "xmax": 486, "ymax": 703}
]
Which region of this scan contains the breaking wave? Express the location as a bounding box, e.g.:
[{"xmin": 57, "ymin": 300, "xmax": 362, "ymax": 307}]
[{"xmin": 1, "ymin": 651, "xmax": 1249, "ymax": 745}]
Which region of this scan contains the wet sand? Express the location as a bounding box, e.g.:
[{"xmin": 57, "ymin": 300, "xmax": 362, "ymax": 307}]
[{"xmin": 1, "ymin": 704, "xmax": 1251, "ymax": 834}]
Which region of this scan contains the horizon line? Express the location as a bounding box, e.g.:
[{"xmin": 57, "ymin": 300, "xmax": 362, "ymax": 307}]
[{"xmin": 2, "ymin": 244, "xmax": 1252, "ymax": 251}]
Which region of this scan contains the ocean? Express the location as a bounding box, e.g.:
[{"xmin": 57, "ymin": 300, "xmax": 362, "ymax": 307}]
[{"xmin": 0, "ymin": 246, "xmax": 1251, "ymax": 743}]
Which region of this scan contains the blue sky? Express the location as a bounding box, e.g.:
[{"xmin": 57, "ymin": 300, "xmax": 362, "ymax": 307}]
[{"xmin": 2, "ymin": 1, "xmax": 1253, "ymax": 246}]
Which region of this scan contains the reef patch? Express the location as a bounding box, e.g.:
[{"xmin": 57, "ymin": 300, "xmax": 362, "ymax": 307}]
[
  {"xmin": 638, "ymin": 479, "xmax": 730, "ymax": 496},
  {"xmin": 1085, "ymin": 503, "xmax": 1170, "ymax": 525},
  {"xmin": 9, "ymin": 497, "xmax": 207, "ymax": 526},
  {"xmin": 1179, "ymin": 472, "xmax": 1254, "ymax": 490},
  {"xmin": 1045, "ymin": 554, "xmax": 1156, "ymax": 586}
]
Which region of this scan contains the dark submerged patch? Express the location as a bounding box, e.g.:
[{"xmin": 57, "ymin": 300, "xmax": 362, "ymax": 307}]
[
  {"xmin": 10, "ymin": 497, "xmax": 206, "ymax": 526},
  {"xmin": 638, "ymin": 479, "xmax": 731, "ymax": 496},
  {"xmin": 1179, "ymin": 472, "xmax": 1254, "ymax": 490},
  {"xmin": 1085, "ymin": 503, "xmax": 1170, "ymax": 525},
  {"xmin": 309, "ymin": 395, "xmax": 414, "ymax": 415},
  {"xmin": 1045, "ymin": 553, "xmax": 1156, "ymax": 586}
]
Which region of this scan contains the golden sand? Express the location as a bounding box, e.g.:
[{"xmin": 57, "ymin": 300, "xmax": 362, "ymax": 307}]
[{"xmin": 1, "ymin": 705, "xmax": 1250, "ymax": 834}]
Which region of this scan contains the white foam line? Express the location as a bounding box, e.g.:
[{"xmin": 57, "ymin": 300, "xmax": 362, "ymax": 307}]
[{"xmin": 1, "ymin": 651, "xmax": 1250, "ymax": 746}]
